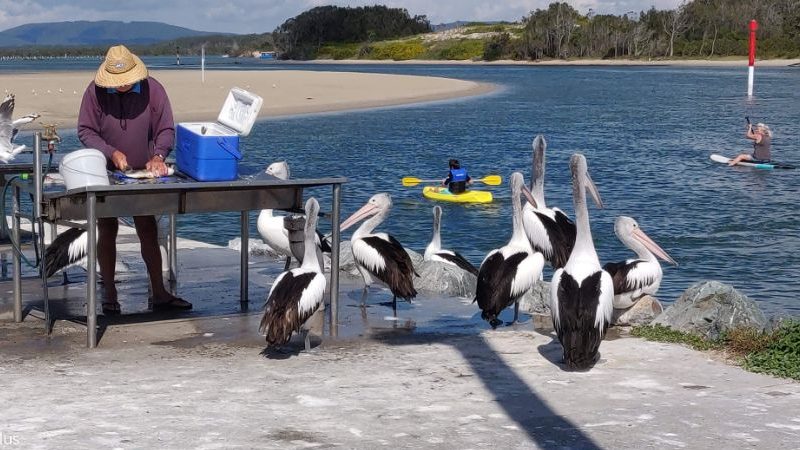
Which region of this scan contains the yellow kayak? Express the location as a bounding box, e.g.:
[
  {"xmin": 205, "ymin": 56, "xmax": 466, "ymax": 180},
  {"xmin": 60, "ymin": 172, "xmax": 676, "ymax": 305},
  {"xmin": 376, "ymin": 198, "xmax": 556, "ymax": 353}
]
[{"xmin": 422, "ymin": 186, "xmax": 493, "ymax": 204}]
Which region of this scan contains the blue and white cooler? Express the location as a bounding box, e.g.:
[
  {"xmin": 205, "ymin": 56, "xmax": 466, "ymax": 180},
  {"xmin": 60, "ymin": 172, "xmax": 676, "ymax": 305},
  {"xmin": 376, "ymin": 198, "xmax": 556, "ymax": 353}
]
[{"xmin": 175, "ymin": 87, "xmax": 263, "ymax": 181}]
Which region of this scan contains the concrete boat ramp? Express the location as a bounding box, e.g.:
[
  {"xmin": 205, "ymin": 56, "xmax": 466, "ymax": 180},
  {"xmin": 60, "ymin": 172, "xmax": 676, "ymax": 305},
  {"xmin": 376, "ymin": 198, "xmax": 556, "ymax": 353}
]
[{"xmin": 1, "ymin": 231, "xmax": 798, "ymax": 449}]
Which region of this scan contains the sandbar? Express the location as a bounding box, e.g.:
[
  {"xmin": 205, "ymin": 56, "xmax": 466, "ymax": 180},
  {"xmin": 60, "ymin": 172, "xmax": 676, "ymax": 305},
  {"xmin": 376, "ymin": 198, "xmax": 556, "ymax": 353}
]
[{"xmin": 1, "ymin": 70, "xmax": 493, "ymax": 130}]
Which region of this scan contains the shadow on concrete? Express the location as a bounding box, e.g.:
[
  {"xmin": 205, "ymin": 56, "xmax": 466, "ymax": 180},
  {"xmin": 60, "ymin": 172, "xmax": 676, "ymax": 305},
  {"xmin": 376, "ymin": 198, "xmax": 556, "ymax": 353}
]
[{"xmin": 370, "ymin": 324, "xmax": 602, "ymax": 450}]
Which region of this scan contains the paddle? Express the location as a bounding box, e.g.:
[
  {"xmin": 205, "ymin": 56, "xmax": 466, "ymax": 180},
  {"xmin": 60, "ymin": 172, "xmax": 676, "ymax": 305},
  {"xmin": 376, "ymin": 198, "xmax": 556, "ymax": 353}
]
[{"xmin": 401, "ymin": 174, "xmax": 502, "ymax": 187}]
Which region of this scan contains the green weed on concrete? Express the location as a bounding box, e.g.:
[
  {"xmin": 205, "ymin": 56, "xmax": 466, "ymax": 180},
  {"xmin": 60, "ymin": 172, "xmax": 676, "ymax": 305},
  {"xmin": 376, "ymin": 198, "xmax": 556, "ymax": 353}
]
[
  {"xmin": 632, "ymin": 321, "xmax": 800, "ymax": 381},
  {"xmin": 742, "ymin": 321, "xmax": 800, "ymax": 381}
]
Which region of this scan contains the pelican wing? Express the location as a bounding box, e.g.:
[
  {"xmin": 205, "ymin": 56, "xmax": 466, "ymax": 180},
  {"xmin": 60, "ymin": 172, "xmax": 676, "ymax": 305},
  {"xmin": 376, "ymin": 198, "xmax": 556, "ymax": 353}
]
[
  {"xmin": 44, "ymin": 227, "xmax": 88, "ymax": 277},
  {"xmin": 0, "ymin": 95, "xmax": 14, "ymax": 146},
  {"xmin": 475, "ymin": 251, "xmax": 527, "ymax": 320},
  {"xmin": 435, "ymin": 250, "xmax": 479, "ymax": 276},
  {"xmin": 553, "ymin": 270, "xmax": 608, "ymax": 370},
  {"xmin": 259, "ymin": 269, "xmax": 325, "ymax": 346},
  {"xmin": 357, "ymin": 234, "xmax": 417, "ymax": 300},
  {"xmin": 603, "ymin": 259, "xmax": 659, "ymax": 296},
  {"xmin": 550, "ymin": 210, "xmax": 576, "ymax": 268}
]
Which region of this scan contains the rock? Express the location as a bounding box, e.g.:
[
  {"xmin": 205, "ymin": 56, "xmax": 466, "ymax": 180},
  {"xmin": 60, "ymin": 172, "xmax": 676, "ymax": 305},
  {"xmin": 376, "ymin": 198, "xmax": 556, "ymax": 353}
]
[
  {"xmin": 414, "ymin": 260, "xmax": 477, "ymax": 298},
  {"xmin": 612, "ymin": 295, "xmax": 663, "ymax": 326},
  {"xmin": 652, "ymin": 280, "xmax": 767, "ymax": 340},
  {"xmin": 519, "ymin": 281, "xmax": 551, "ymax": 315},
  {"xmin": 228, "ymin": 237, "xmax": 281, "ymax": 258}
]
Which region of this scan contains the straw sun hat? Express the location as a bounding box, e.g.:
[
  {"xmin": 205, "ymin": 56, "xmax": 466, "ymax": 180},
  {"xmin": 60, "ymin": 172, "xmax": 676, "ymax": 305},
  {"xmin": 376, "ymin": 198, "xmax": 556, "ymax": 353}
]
[{"xmin": 94, "ymin": 45, "xmax": 148, "ymax": 88}]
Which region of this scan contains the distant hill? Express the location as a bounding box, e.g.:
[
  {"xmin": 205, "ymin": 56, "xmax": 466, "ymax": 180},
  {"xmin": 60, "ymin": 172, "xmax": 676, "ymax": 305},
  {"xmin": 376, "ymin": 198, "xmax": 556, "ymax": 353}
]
[{"xmin": 0, "ymin": 20, "xmax": 227, "ymax": 47}]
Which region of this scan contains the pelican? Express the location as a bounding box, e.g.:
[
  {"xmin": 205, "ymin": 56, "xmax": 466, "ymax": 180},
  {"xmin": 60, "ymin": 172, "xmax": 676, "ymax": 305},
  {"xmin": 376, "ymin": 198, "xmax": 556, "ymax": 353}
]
[
  {"xmin": 424, "ymin": 206, "xmax": 478, "ymax": 276},
  {"xmin": 256, "ymin": 161, "xmax": 329, "ymax": 269},
  {"xmin": 475, "ymin": 172, "xmax": 544, "ymax": 328},
  {"xmin": 550, "ymin": 154, "xmax": 613, "ymax": 370},
  {"xmin": 43, "ymin": 227, "xmax": 88, "ymax": 281},
  {"xmin": 340, "ymin": 193, "xmax": 417, "ymax": 310},
  {"xmin": 522, "ymin": 135, "xmax": 576, "ymax": 269},
  {"xmin": 603, "ymin": 216, "xmax": 677, "ymax": 309},
  {"xmin": 259, "ymin": 197, "xmax": 327, "ymax": 351},
  {"xmin": 0, "ymin": 94, "xmax": 27, "ymax": 162}
]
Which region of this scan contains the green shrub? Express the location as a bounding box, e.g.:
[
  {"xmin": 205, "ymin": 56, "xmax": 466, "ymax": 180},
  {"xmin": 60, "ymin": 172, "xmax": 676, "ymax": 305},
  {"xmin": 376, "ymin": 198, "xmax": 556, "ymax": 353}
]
[
  {"xmin": 365, "ymin": 41, "xmax": 426, "ymax": 60},
  {"xmin": 423, "ymin": 39, "xmax": 484, "ymax": 60},
  {"xmin": 317, "ymin": 43, "xmax": 360, "ymax": 59},
  {"xmin": 743, "ymin": 321, "xmax": 800, "ymax": 381}
]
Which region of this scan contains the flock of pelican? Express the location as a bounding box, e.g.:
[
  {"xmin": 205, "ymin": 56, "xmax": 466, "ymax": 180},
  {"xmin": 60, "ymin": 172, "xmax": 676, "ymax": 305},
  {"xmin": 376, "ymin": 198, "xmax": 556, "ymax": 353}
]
[
  {"xmin": 33, "ymin": 126, "xmax": 676, "ymax": 368},
  {"xmin": 258, "ymin": 135, "xmax": 677, "ymax": 369}
]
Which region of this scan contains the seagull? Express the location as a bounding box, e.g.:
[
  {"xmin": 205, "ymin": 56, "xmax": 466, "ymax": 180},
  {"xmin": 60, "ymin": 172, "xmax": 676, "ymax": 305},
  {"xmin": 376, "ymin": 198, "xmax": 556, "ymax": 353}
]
[
  {"xmin": 12, "ymin": 112, "xmax": 41, "ymax": 128},
  {"xmin": 0, "ymin": 94, "xmax": 27, "ymax": 163}
]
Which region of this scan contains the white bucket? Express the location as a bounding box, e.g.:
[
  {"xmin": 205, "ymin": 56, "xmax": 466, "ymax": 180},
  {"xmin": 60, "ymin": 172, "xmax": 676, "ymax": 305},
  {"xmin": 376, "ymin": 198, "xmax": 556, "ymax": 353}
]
[{"xmin": 59, "ymin": 149, "xmax": 110, "ymax": 190}]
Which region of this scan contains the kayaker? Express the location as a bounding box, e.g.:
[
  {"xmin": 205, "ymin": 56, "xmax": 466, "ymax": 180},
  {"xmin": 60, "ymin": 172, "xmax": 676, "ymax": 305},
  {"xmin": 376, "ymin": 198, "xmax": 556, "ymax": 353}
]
[
  {"xmin": 442, "ymin": 159, "xmax": 472, "ymax": 194},
  {"xmin": 729, "ymin": 122, "xmax": 772, "ymax": 166}
]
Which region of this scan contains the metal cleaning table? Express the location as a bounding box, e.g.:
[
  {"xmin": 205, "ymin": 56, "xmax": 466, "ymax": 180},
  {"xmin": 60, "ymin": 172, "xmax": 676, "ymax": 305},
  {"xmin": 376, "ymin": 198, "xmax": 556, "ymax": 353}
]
[{"xmin": 11, "ymin": 175, "xmax": 347, "ymax": 348}]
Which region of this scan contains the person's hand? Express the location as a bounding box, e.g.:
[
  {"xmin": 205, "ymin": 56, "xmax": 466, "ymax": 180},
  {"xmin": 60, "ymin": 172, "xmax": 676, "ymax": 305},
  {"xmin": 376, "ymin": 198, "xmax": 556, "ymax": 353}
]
[
  {"xmin": 111, "ymin": 150, "xmax": 129, "ymax": 171},
  {"xmin": 146, "ymin": 155, "xmax": 168, "ymax": 177}
]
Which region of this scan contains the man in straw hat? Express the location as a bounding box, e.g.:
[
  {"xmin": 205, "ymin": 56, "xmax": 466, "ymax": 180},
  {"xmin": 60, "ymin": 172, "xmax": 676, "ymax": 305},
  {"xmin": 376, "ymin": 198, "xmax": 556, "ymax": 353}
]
[{"xmin": 77, "ymin": 44, "xmax": 191, "ymax": 314}]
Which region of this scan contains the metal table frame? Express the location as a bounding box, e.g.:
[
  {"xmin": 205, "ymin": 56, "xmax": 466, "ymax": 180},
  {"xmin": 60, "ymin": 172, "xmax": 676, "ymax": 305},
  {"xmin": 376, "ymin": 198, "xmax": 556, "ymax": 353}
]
[{"xmin": 11, "ymin": 174, "xmax": 346, "ymax": 348}]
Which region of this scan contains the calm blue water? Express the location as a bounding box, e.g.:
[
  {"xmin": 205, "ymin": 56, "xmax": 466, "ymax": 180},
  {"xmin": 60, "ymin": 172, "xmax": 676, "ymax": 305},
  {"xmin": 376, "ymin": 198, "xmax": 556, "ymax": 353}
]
[{"xmin": 5, "ymin": 58, "xmax": 799, "ymax": 315}]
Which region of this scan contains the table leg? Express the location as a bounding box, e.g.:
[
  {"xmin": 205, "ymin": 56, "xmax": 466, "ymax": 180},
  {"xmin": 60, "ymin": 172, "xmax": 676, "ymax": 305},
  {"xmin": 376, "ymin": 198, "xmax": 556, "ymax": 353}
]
[
  {"xmin": 240, "ymin": 210, "xmax": 249, "ymax": 312},
  {"xmin": 86, "ymin": 193, "xmax": 97, "ymax": 348},
  {"xmin": 330, "ymin": 183, "xmax": 341, "ymax": 338},
  {"xmin": 38, "ymin": 216, "xmax": 50, "ymax": 336},
  {"xmin": 12, "ymin": 185, "xmax": 22, "ymax": 323},
  {"xmin": 168, "ymin": 213, "xmax": 177, "ymax": 295}
]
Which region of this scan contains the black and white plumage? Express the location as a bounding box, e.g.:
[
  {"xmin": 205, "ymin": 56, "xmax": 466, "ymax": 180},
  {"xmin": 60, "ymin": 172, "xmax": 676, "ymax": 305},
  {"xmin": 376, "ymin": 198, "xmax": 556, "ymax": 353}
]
[
  {"xmin": 259, "ymin": 197, "xmax": 327, "ymax": 350},
  {"xmin": 44, "ymin": 227, "xmax": 88, "ymax": 278},
  {"xmin": 257, "ymin": 161, "xmax": 330, "ymax": 270},
  {"xmin": 0, "ymin": 94, "xmax": 27, "ymax": 163},
  {"xmin": 340, "ymin": 193, "xmax": 417, "ymax": 310},
  {"xmin": 522, "ymin": 135, "xmax": 576, "ymax": 269},
  {"xmin": 423, "ymin": 205, "xmax": 478, "ymax": 276},
  {"xmin": 602, "ymin": 216, "xmax": 677, "ymax": 309},
  {"xmin": 550, "ymin": 154, "xmax": 613, "ymax": 370},
  {"xmin": 257, "ymin": 161, "xmax": 295, "ymax": 267},
  {"xmin": 475, "ymin": 172, "xmax": 544, "ymax": 328}
]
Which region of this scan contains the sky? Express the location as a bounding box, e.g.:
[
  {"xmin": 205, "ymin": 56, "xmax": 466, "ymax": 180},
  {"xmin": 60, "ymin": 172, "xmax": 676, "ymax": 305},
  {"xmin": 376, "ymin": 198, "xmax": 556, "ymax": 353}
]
[{"xmin": 0, "ymin": 0, "xmax": 685, "ymax": 34}]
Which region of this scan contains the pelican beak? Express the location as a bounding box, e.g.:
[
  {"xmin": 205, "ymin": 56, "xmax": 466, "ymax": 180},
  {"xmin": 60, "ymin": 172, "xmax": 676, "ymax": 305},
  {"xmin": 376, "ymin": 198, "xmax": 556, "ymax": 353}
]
[
  {"xmin": 584, "ymin": 172, "xmax": 603, "ymax": 209},
  {"xmin": 633, "ymin": 228, "xmax": 678, "ymax": 266},
  {"xmin": 340, "ymin": 202, "xmax": 379, "ymax": 231},
  {"xmin": 521, "ymin": 184, "xmax": 538, "ymax": 209}
]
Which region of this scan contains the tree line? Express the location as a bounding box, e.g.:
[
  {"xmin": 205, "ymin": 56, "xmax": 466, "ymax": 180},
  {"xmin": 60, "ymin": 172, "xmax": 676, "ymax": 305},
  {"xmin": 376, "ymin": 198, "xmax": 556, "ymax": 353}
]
[{"xmin": 508, "ymin": 0, "xmax": 800, "ymax": 61}]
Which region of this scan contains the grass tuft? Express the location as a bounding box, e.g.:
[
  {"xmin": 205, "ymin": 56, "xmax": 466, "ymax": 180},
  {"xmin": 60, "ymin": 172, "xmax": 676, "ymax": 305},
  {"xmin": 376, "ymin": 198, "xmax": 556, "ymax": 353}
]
[{"xmin": 631, "ymin": 324, "xmax": 722, "ymax": 351}]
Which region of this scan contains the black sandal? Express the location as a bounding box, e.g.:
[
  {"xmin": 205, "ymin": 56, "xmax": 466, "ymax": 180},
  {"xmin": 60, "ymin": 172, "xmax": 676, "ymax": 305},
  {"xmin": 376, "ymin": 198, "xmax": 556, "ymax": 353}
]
[
  {"xmin": 150, "ymin": 297, "xmax": 193, "ymax": 311},
  {"xmin": 102, "ymin": 302, "xmax": 121, "ymax": 316}
]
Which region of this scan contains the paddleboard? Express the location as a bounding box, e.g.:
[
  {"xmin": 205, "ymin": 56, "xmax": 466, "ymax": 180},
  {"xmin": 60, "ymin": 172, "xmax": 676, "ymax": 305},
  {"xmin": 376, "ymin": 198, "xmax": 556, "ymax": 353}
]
[
  {"xmin": 422, "ymin": 186, "xmax": 493, "ymax": 204},
  {"xmin": 710, "ymin": 154, "xmax": 795, "ymax": 170}
]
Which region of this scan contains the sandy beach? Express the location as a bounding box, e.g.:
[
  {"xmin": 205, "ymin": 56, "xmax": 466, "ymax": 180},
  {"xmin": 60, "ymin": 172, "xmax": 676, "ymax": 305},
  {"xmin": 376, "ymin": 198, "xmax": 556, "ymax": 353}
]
[
  {"xmin": 304, "ymin": 57, "xmax": 800, "ymax": 67},
  {"xmin": 1, "ymin": 70, "xmax": 492, "ymax": 130}
]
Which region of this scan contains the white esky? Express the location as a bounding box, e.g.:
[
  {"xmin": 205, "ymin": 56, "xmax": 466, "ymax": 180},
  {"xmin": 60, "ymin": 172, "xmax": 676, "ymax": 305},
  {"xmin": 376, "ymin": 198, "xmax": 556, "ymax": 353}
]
[{"xmin": 0, "ymin": 0, "xmax": 684, "ymax": 34}]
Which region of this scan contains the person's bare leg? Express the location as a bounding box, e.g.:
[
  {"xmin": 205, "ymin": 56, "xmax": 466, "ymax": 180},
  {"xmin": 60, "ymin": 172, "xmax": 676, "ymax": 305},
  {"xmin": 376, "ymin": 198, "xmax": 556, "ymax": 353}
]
[
  {"xmin": 133, "ymin": 215, "xmax": 191, "ymax": 309},
  {"xmin": 97, "ymin": 218, "xmax": 119, "ymax": 307},
  {"xmin": 729, "ymin": 154, "xmax": 751, "ymax": 166}
]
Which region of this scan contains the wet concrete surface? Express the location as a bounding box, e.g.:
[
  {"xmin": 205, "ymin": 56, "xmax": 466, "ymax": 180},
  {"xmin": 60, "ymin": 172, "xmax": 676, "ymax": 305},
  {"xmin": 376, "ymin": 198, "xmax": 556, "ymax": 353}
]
[{"xmin": 1, "ymin": 232, "xmax": 799, "ymax": 449}]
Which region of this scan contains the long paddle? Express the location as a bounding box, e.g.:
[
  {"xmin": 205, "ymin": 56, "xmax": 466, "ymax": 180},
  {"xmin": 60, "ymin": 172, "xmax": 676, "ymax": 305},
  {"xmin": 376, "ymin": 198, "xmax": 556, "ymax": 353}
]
[{"xmin": 401, "ymin": 174, "xmax": 502, "ymax": 187}]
